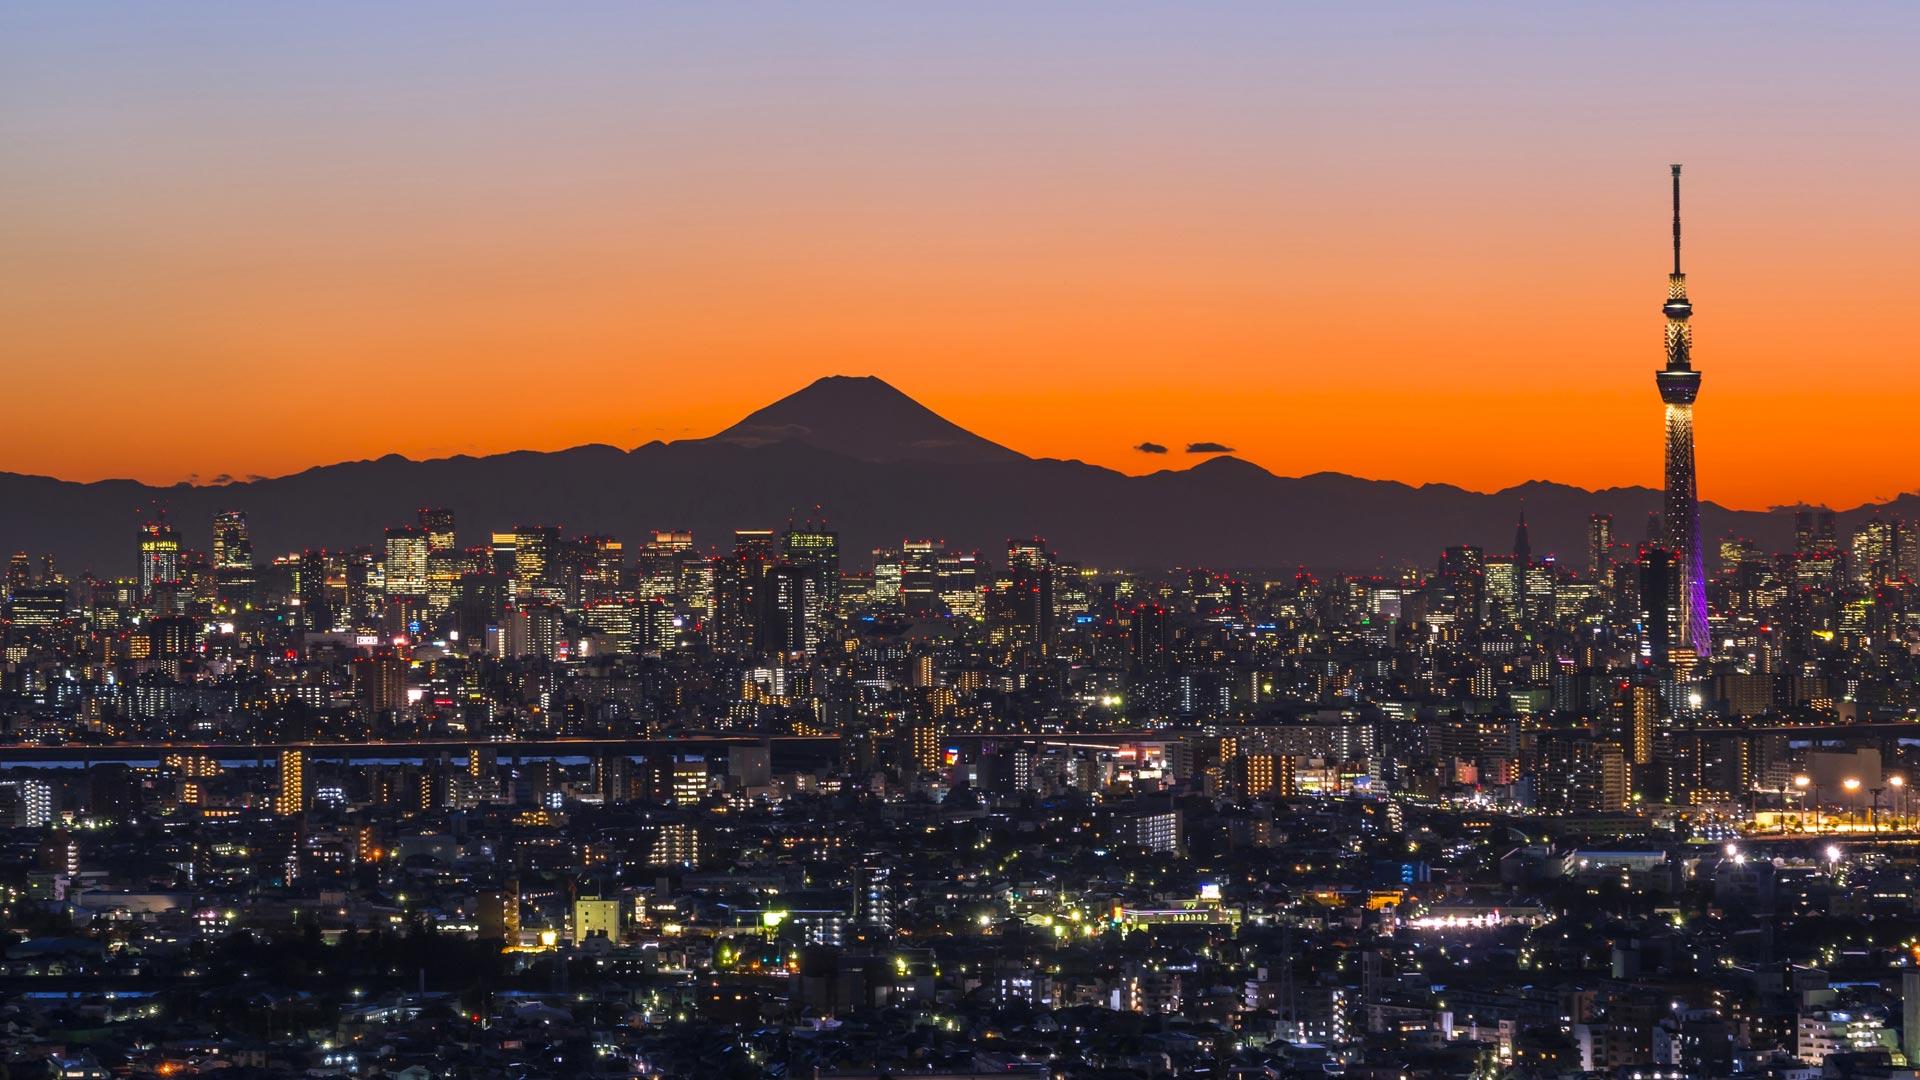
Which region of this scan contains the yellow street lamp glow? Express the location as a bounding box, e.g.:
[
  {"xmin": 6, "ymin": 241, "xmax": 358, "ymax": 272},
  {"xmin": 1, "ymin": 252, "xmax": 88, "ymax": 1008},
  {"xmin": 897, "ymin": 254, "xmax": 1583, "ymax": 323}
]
[{"xmin": 1844, "ymin": 778, "xmax": 1862, "ymax": 792}]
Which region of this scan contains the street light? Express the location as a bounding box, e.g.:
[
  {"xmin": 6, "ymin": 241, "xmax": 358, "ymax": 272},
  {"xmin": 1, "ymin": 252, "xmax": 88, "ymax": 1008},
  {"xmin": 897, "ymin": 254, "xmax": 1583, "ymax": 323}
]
[
  {"xmin": 1793, "ymin": 776, "xmax": 1811, "ymax": 833},
  {"xmin": 1892, "ymin": 775, "xmax": 1906, "ymax": 831},
  {"xmin": 1844, "ymin": 777, "xmax": 1862, "ymax": 833}
]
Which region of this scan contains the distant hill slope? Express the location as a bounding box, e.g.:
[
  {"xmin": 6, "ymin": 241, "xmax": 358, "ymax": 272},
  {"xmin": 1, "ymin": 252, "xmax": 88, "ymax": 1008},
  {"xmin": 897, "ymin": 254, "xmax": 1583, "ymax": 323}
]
[{"xmin": 0, "ymin": 376, "xmax": 1890, "ymax": 576}]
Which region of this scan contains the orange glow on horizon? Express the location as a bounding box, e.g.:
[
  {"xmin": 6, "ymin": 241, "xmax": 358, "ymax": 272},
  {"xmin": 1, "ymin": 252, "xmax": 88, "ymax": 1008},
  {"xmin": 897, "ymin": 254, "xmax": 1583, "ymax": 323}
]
[{"xmin": 4, "ymin": 6, "xmax": 1917, "ymax": 511}]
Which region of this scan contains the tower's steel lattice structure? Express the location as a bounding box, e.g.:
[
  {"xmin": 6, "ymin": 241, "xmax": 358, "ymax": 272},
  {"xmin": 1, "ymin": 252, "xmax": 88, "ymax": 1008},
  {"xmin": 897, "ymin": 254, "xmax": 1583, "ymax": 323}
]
[{"xmin": 1656, "ymin": 164, "xmax": 1711, "ymax": 658}]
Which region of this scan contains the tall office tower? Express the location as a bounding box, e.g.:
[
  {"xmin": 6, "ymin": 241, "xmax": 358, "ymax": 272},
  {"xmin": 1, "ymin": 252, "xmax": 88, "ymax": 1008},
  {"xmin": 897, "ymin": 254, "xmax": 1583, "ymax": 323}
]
[
  {"xmin": 138, "ymin": 517, "xmax": 182, "ymax": 602},
  {"xmin": 1717, "ymin": 536, "xmax": 1755, "ymax": 576},
  {"xmin": 276, "ymin": 749, "xmax": 308, "ymax": 816},
  {"xmin": 900, "ymin": 539, "xmax": 944, "ymax": 616},
  {"xmin": 1587, "ymin": 514, "xmax": 1614, "ymax": 580},
  {"xmin": 1637, "ymin": 545, "xmax": 1678, "ymax": 666},
  {"xmin": 637, "ymin": 530, "xmax": 694, "ymax": 598},
  {"xmin": 1510, "ymin": 507, "xmax": 1533, "ymax": 622},
  {"xmin": 419, "ymin": 507, "xmax": 456, "ymax": 553},
  {"xmin": 383, "ymin": 526, "xmax": 430, "ymax": 598},
  {"xmin": 208, "ymin": 510, "xmax": 257, "ymax": 610},
  {"xmin": 1851, "ymin": 516, "xmax": 1896, "ymax": 586},
  {"xmin": 1792, "ymin": 509, "xmax": 1839, "ymax": 556},
  {"xmin": 1484, "ymin": 557, "xmax": 1520, "ymax": 627},
  {"xmin": 781, "ymin": 527, "xmax": 840, "ymax": 611},
  {"xmin": 425, "ymin": 546, "xmax": 473, "ymax": 614},
  {"xmin": 489, "ymin": 531, "xmax": 518, "ymax": 579},
  {"xmin": 1005, "ymin": 537, "xmax": 1056, "ymax": 652},
  {"xmin": 211, "ymin": 510, "xmax": 252, "ymax": 570},
  {"xmin": 290, "ymin": 550, "xmax": 329, "ymax": 627},
  {"xmin": 576, "ymin": 535, "xmax": 627, "ymax": 607},
  {"xmin": 4, "ymin": 552, "xmax": 28, "ymax": 600},
  {"xmin": 1437, "ymin": 545, "xmax": 1487, "ymax": 636},
  {"xmin": 1654, "ymin": 164, "xmax": 1710, "ymax": 658},
  {"xmin": 871, "ymin": 548, "xmax": 903, "ymax": 604},
  {"xmin": 509, "ymin": 526, "xmax": 561, "ymax": 594},
  {"xmin": 734, "ymin": 528, "xmax": 777, "ymax": 559},
  {"xmin": 1522, "ymin": 556, "xmax": 1557, "ymax": 626},
  {"xmin": 936, "ymin": 550, "xmax": 985, "ymax": 618},
  {"xmin": 710, "ymin": 530, "xmax": 776, "ymax": 650},
  {"xmin": 758, "ymin": 562, "xmax": 824, "ymax": 655},
  {"xmin": 1127, "ymin": 602, "xmax": 1172, "ymax": 676}
]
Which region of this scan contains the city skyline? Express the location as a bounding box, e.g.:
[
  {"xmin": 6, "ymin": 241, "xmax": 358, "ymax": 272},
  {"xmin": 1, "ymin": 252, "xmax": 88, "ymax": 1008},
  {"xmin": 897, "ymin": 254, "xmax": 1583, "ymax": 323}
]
[
  {"xmin": 11, "ymin": 9, "xmax": 1920, "ymax": 1080},
  {"xmin": 6, "ymin": 4, "xmax": 1920, "ymax": 508}
]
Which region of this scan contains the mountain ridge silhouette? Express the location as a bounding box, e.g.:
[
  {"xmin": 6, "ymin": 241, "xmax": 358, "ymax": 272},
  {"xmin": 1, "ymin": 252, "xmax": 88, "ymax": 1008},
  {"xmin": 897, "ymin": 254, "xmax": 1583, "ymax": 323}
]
[{"xmin": 0, "ymin": 375, "xmax": 1898, "ymax": 575}]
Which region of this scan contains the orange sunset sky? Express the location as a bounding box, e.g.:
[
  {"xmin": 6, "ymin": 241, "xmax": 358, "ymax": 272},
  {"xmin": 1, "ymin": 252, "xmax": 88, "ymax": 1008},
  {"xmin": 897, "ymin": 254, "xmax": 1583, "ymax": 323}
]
[{"xmin": 3, "ymin": 3, "xmax": 1917, "ymax": 510}]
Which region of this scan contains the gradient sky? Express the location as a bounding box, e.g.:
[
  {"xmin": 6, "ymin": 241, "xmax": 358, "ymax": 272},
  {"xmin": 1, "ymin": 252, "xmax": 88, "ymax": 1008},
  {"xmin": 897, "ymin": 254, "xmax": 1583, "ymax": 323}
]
[{"xmin": 3, "ymin": 3, "xmax": 1917, "ymax": 509}]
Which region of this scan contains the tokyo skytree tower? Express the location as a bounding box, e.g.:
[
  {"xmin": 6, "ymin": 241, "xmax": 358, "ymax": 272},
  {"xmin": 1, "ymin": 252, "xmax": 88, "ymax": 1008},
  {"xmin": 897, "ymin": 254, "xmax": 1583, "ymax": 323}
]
[{"xmin": 1655, "ymin": 164, "xmax": 1711, "ymax": 659}]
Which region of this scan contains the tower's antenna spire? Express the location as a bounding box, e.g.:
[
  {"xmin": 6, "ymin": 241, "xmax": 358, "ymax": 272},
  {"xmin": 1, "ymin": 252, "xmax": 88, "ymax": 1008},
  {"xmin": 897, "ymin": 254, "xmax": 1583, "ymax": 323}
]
[{"xmin": 1671, "ymin": 163, "xmax": 1683, "ymax": 276}]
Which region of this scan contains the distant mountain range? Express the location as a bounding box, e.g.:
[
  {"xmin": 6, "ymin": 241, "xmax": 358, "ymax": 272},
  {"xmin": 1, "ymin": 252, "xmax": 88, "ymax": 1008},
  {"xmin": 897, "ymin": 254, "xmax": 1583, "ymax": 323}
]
[{"xmin": 0, "ymin": 375, "xmax": 1906, "ymax": 576}]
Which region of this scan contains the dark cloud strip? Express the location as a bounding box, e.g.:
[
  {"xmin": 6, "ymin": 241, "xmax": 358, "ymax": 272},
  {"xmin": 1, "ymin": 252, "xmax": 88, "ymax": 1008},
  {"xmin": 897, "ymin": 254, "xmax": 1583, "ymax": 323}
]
[{"xmin": 1186, "ymin": 441, "xmax": 1234, "ymax": 454}]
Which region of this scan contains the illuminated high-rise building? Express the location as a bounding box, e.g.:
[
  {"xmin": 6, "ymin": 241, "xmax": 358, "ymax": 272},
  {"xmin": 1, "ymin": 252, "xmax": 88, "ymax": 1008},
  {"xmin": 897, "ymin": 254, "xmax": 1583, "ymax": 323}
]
[
  {"xmin": 211, "ymin": 510, "xmax": 252, "ymax": 570},
  {"xmin": 384, "ymin": 526, "xmax": 430, "ymax": 598},
  {"xmin": 1437, "ymin": 545, "xmax": 1486, "ymax": 637},
  {"xmin": 1654, "ymin": 164, "xmax": 1710, "ymax": 658},
  {"xmin": 138, "ymin": 517, "xmax": 182, "ymax": 602},
  {"xmin": 575, "ymin": 535, "xmax": 627, "ymax": 608},
  {"xmin": 1852, "ymin": 516, "xmax": 1896, "ymax": 586},
  {"xmin": 710, "ymin": 530, "xmax": 776, "ymax": 650},
  {"xmin": 900, "ymin": 540, "xmax": 943, "ymax": 617},
  {"xmin": 0, "ymin": 777, "xmax": 55, "ymax": 827},
  {"xmin": 4, "ymin": 552, "xmax": 29, "ymax": 599},
  {"xmin": 276, "ymin": 749, "xmax": 309, "ymax": 816},
  {"xmin": 419, "ymin": 507, "xmax": 456, "ymax": 553},
  {"xmin": 511, "ymin": 525, "xmax": 561, "ymax": 594},
  {"xmin": 937, "ymin": 550, "xmax": 985, "ymax": 619},
  {"xmin": 757, "ymin": 562, "xmax": 824, "ymax": 655},
  {"xmin": 871, "ymin": 548, "xmax": 903, "ymax": 605},
  {"xmin": 1794, "ymin": 510, "xmax": 1838, "ymax": 556},
  {"xmin": 637, "ymin": 530, "xmax": 694, "ymax": 600},
  {"xmin": 1587, "ymin": 514, "xmax": 1614, "ymax": 580},
  {"xmin": 781, "ymin": 527, "xmax": 840, "ymax": 611},
  {"xmin": 1636, "ymin": 545, "xmax": 1678, "ymax": 666},
  {"xmin": 352, "ymin": 650, "xmax": 408, "ymax": 713},
  {"xmin": 207, "ymin": 510, "xmax": 258, "ymax": 610},
  {"xmin": 1522, "ymin": 556, "xmax": 1557, "ymax": 626},
  {"xmin": 1484, "ymin": 557, "xmax": 1520, "ymax": 627},
  {"xmin": 1004, "ymin": 537, "xmax": 1056, "ymax": 652}
]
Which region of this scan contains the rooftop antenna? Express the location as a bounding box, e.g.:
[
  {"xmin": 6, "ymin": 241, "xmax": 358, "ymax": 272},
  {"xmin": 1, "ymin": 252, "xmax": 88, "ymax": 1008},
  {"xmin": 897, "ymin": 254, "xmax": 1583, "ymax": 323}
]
[{"xmin": 1671, "ymin": 163, "xmax": 1683, "ymax": 276}]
